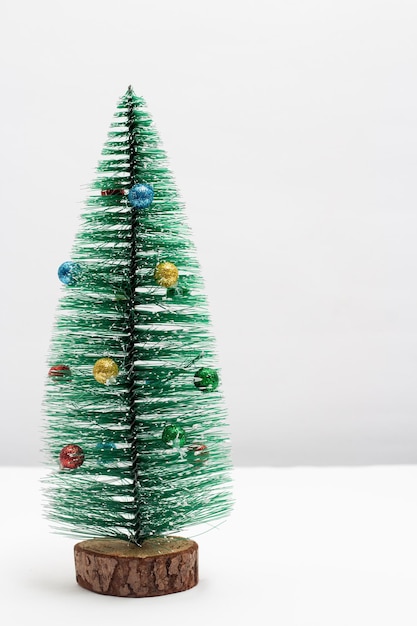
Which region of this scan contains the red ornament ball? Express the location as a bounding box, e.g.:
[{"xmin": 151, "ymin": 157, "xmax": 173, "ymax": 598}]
[
  {"xmin": 186, "ymin": 443, "xmax": 209, "ymax": 465},
  {"xmin": 101, "ymin": 189, "xmax": 125, "ymax": 196},
  {"xmin": 48, "ymin": 365, "xmax": 71, "ymax": 380},
  {"xmin": 59, "ymin": 444, "xmax": 84, "ymax": 469}
]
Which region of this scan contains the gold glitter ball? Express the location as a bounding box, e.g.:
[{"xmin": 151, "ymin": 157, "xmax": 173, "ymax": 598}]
[
  {"xmin": 93, "ymin": 358, "xmax": 119, "ymax": 384},
  {"xmin": 154, "ymin": 261, "xmax": 179, "ymax": 288}
]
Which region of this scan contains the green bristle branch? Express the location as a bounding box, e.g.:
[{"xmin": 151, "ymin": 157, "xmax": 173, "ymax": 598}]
[{"xmin": 42, "ymin": 87, "xmax": 233, "ymax": 544}]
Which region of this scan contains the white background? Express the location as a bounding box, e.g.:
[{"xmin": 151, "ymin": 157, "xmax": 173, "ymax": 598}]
[
  {"xmin": 4, "ymin": 466, "xmax": 417, "ymax": 626},
  {"xmin": 1, "ymin": 0, "xmax": 417, "ymax": 466}
]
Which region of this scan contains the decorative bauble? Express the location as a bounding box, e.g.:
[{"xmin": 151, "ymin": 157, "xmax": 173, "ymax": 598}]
[
  {"xmin": 162, "ymin": 425, "xmax": 186, "ymax": 448},
  {"xmin": 93, "ymin": 358, "xmax": 119, "ymax": 384},
  {"xmin": 186, "ymin": 443, "xmax": 209, "ymax": 465},
  {"xmin": 48, "ymin": 365, "xmax": 71, "ymax": 380},
  {"xmin": 59, "ymin": 444, "xmax": 84, "ymax": 469},
  {"xmin": 128, "ymin": 183, "xmax": 154, "ymax": 209},
  {"xmin": 193, "ymin": 367, "xmax": 219, "ymax": 392},
  {"xmin": 58, "ymin": 261, "xmax": 82, "ymax": 286},
  {"xmin": 154, "ymin": 262, "xmax": 179, "ymax": 288},
  {"xmin": 95, "ymin": 442, "xmax": 116, "ymax": 465},
  {"xmin": 101, "ymin": 189, "xmax": 125, "ymax": 196}
]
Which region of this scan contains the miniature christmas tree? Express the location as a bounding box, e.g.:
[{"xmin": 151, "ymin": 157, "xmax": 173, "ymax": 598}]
[{"xmin": 42, "ymin": 86, "xmax": 233, "ymax": 597}]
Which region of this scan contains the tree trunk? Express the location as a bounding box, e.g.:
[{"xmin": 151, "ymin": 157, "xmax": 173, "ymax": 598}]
[{"xmin": 74, "ymin": 536, "xmax": 198, "ymax": 597}]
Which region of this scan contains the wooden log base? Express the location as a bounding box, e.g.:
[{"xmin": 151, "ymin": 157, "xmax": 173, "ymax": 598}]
[{"xmin": 74, "ymin": 536, "xmax": 198, "ymax": 597}]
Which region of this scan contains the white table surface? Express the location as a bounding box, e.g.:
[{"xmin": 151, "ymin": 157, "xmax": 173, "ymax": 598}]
[{"xmin": 2, "ymin": 465, "xmax": 417, "ymax": 625}]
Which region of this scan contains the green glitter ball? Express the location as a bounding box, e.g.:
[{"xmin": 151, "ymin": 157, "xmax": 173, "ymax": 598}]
[
  {"xmin": 162, "ymin": 425, "xmax": 186, "ymax": 448},
  {"xmin": 193, "ymin": 367, "xmax": 219, "ymax": 392}
]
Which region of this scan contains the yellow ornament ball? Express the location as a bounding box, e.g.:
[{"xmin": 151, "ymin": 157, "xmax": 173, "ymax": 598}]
[
  {"xmin": 93, "ymin": 358, "xmax": 119, "ymax": 384},
  {"xmin": 154, "ymin": 261, "xmax": 179, "ymax": 288}
]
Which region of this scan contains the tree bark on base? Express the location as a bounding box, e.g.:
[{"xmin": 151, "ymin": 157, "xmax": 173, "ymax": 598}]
[{"xmin": 74, "ymin": 536, "xmax": 198, "ymax": 597}]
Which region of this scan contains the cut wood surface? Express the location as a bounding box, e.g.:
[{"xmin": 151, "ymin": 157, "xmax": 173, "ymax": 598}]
[{"xmin": 74, "ymin": 536, "xmax": 198, "ymax": 597}]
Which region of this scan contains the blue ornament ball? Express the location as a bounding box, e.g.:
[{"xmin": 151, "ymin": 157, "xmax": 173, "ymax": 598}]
[
  {"xmin": 128, "ymin": 183, "xmax": 154, "ymax": 209},
  {"xmin": 58, "ymin": 261, "xmax": 82, "ymax": 286},
  {"xmin": 95, "ymin": 442, "xmax": 117, "ymax": 466}
]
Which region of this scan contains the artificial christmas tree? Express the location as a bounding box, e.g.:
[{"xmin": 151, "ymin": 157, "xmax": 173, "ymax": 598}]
[{"xmin": 42, "ymin": 86, "xmax": 233, "ymax": 597}]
